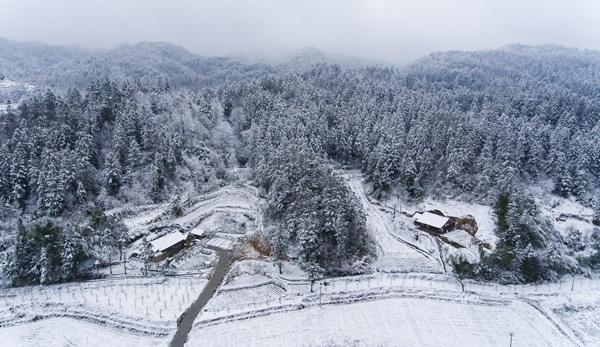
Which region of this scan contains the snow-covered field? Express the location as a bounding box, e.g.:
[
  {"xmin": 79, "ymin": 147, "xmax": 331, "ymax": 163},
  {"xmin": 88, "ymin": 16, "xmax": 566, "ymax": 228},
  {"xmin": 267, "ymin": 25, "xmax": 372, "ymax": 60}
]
[
  {"xmin": 187, "ymin": 295, "xmax": 572, "ymax": 347},
  {"xmin": 0, "ymin": 318, "xmax": 165, "ymax": 347},
  {"xmin": 188, "ymin": 266, "xmax": 600, "ymax": 346},
  {"xmin": 539, "ymin": 290, "xmax": 600, "ymax": 346},
  {"xmin": 121, "ymin": 204, "xmax": 170, "ymax": 237},
  {"xmin": 0, "ymin": 275, "xmax": 208, "ymax": 334},
  {"xmin": 116, "ymin": 184, "xmax": 258, "ymax": 239},
  {"xmin": 206, "ymin": 237, "xmax": 235, "ymax": 250}
]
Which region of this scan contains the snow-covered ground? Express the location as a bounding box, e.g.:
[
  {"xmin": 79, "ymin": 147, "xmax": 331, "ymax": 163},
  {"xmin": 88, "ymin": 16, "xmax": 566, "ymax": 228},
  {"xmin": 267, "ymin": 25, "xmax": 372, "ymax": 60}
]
[
  {"xmin": 173, "ymin": 185, "xmax": 258, "ymax": 230},
  {"xmin": 3, "ymin": 172, "xmax": 599, "ymax": 346},
  {"xmin": 183, "ymin": 172, "xmax": 600, "ymax": 346},
  {"xmin": 206, "ymin": 237, "xmax": 235, "ymax": 250},
  {"xmin": 169, "ymin": 245, "xmax": 216, "ymax": 272},
  {"xmin": 188, "ymin": 265, "xmax": 600, "ymax": 346},
  {"xmin": 0, "ymin": 182, "xmax": 262, "ymax": 345},
  {"xmin": 121, "ymin": 204, "xmax": 170, "ymax": 237},
  {"xmin": 538, "ymin": 290, "xmax": 600, "ymax": 346},
  {"xmin": 342, "ymin": 171, "xmax": 443, "ymax": 274},
  {"xmin": 117, "ymin": 184, "xmax": 259, "ymax": 243},
  {"xmin": 107, "ymin": 183, "xmax": 260, "ymax": 274},
  {"xmin": 0, "ymin": 275, "xmax": 208, "ymax": 334},
  {"xmin": 0, "ymin": 318, "xmax": 165, "ymax": 347},
  {"xmin": 528, "ymin": 181, "xmax": 597, "ymax": 242},
  {"xmin": 413, "ymin": 198, "xmax": 498, "ymax": 248},
  {"xmin": 187, "ymin": 295, "xmax": 572, "ymax": 347},
  {"xmin": 342, "ymin": 170, "xmax": 501, "ymax": 269},
  {"xmin": 0, "ymin": 79, "xmax": 35, "ymax": 91},
  {"xmin": 539, "ymin": 195, "xmax": 596, "ymax": 238}
]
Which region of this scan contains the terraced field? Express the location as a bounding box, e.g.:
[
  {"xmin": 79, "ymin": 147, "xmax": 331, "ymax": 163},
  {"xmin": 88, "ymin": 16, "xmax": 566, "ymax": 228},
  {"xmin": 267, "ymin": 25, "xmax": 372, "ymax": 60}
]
[{"xmin": 0, "ymin": 318, "xmax": 165, "ymax": 347}]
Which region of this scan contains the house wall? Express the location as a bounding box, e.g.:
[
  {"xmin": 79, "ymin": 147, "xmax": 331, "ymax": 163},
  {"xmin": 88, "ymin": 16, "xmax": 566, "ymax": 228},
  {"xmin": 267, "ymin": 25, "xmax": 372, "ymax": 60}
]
[
  {"xmin": 152, "ymin": 241, "xmax": 186, "ymax": 261},
  {"xmin": 415, "ymin": 221, "xmax": 443, "ymax": 234}
]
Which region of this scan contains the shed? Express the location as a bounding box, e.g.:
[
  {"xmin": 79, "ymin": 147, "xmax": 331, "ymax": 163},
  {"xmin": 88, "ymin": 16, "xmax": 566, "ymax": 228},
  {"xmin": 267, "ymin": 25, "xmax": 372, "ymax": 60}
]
[
  {"xmin": 150, "ymin": 231, "xmax": 187, "ymax": 260},
  {"xmin": 414, "ymin": 212, "xmax": 452, "ymax": 233},
  {"xmin": 188, "ymin": 227, "xmax": 205, "ymax": 239}
]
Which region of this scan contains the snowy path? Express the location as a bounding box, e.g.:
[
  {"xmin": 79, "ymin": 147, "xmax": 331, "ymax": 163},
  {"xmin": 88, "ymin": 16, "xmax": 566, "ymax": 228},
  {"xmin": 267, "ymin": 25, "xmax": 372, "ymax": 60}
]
[{"xmin": 342, "ymin": 171, "xmax": 443, "ymax": 273}]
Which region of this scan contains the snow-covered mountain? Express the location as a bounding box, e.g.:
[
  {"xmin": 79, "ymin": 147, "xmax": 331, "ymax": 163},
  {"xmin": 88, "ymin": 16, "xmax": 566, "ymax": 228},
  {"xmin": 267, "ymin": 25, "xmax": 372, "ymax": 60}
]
[{"xmin": 1, "ymin": 39, "xmax": 600, "ymax": 347}]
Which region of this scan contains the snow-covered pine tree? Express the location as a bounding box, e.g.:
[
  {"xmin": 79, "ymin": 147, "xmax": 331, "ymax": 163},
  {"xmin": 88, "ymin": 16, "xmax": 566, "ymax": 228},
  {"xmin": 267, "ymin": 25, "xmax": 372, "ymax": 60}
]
[
  {"xmin": 37, "ymin": 150, "xmax": 66, "ymax": 216},
  {"xmin": 269, "ymin": 226, "xmax": 287, "ymax": 275},
  {"xmin": 127, "ymin": 139, "xmax": 142, "ymax": 168},
  {"xmin": 38, "ymin": 246, "xmax": 49, "ymax": 285},
  {"xmin": 103, "ymin": 151, "xmax": 122, "ymax": 195},
  {"xmin": 10, "ymin": 129, "xmax": 30, "ymax": 208},
  {"xmin": 0, "ymin": 144, "xmax": 10, "ymax": 201},
  {"xmin": 572, "ymin": 153, "xmax": 589, "ymax": 200},
  {"xmin": 592, "ymin": 193, "xmax": 600, "ymax": 225},
  {"xmin": 149, "ymin": 153, "xmax": 164, "ymax": 202},
  {"xmin": 305, "ymin": 262, "xmax": 323, "ymax": 293},
  {"xmin": 60, "ymin": 237, "xmax": 77, "ymax": 281}
]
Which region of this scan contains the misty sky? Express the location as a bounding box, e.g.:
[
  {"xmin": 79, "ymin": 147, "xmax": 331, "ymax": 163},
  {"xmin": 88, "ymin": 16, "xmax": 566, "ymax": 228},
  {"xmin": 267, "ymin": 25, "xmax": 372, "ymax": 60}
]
[{"xmin": 1, "ymin": 0, "xmax": 599, "ymax": 63}]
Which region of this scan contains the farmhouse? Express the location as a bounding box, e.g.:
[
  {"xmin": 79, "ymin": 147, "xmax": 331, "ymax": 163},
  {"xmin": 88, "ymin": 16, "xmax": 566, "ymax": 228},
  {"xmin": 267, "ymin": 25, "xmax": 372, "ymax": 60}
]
[
  {"xmin": 414, "ymin": 211, "xmax": 453, "ymax": 233},
  {"xmin": 150, "ymin": 231, "xmax": 188, "ymax": 261}
]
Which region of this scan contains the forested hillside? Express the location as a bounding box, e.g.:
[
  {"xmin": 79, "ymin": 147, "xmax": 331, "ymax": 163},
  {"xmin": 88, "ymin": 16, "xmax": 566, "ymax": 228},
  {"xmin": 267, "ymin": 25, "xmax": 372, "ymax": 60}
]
[
  {"xmin": 225, "ymin": 44, "xmax": 600, "ymax": 282},
  {"xmin": 0, "ymin": 80, "xmax": 232, "ymax": 284},
  {"xmin": 226, "ymin": 45, "xmax": 600, "ymax": 200},
  {"xmin": 0, "ymin": 38, "xmax": 272, "ymax": 89},
  {"xmin": 1, "ymin": 41, "xmax": 600, "ymax": 285}
]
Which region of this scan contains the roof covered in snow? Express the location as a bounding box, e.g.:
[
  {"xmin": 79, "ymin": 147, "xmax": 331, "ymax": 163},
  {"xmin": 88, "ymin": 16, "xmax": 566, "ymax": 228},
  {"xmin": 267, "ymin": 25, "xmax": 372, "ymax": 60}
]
[
  {"xmin": 150, "ymin": 231, "xmax": 187, "ymax": 252},
  {"xmin": 206, "ymin": 237, "xmax": 234, "ymax": 251},
  {"xmin": 414, "ymin": 212, "xmax": 450, "ymax": 229},
  {"xmin": 189, "ymin": 228, "xmax": 205, "ymax": 237}
]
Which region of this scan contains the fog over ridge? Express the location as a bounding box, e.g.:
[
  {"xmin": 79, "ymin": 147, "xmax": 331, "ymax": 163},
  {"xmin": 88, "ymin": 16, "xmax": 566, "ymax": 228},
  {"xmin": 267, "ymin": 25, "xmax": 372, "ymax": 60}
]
[{"xmin": 1, "ymin": 0, "xmax": 599, "ymax": 64}]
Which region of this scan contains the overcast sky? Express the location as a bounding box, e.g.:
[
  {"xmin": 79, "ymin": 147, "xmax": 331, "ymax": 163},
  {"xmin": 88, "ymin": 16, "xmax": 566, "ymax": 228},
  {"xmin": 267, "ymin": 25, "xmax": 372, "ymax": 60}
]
[{"xmin": 1, "ymin": 0, "xmax": 599, "ymax": 64}]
